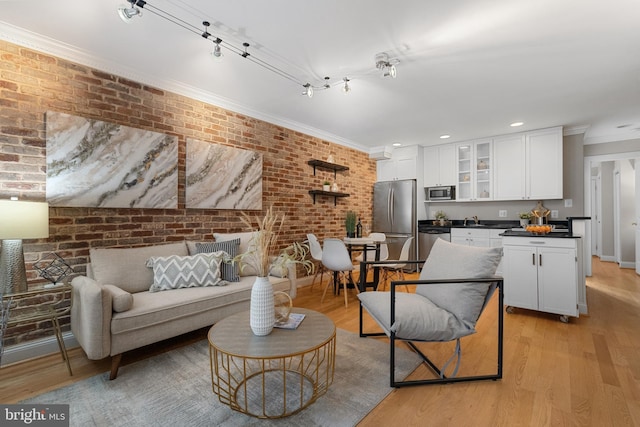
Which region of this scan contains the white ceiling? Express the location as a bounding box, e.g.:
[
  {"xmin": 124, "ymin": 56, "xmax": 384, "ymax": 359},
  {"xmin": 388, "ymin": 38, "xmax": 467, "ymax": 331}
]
[{"xmin": 1, "ymin": 0, "xmax": 639, "ymax": 153}]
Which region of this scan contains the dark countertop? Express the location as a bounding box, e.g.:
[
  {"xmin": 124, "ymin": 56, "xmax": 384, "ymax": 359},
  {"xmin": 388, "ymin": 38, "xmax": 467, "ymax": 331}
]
[{"xmin": 500, "ymin": 230, "xmax": 579, "ymax": 238}]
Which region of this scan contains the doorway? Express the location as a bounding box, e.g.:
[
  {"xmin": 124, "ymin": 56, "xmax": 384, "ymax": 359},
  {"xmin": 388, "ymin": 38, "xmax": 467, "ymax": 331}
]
[{"xmin": 585, "ymin": 152, "xmax": 640, "ymax": 271}]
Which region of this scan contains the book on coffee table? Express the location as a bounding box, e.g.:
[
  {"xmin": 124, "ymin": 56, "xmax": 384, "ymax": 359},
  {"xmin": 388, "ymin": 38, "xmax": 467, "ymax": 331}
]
[{"xmin": 274, "ymin": 313, "xmax": 305, "ymax": 330}]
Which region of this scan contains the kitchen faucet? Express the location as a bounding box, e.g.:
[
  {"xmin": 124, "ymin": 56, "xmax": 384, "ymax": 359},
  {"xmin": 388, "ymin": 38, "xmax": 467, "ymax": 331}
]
[
  {"xmin": 473, "ymin": 215, "xmax": 479, "ymax": 224},
  {"xmin": 463, "ymin": 217, "xmax": 468, "ymax": 226}
]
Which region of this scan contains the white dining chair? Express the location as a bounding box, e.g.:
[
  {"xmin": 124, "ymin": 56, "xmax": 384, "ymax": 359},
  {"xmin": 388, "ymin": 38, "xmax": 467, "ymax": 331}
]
[
  {"xmin": 306, "ymin": 233, "xmax": 326, "ymax": 291},
  {"xmin": 355, "ymin": 232, "xmax": 388, "ymax": 281},
  {"xmin": 355, "ymin": 232, "xmax": 389, "ymax": 263},
  {"xmin": 377, "ymin": 236, "xmax": 414, "ymax": 292},
  {"xmin": 321, "ymin": 238, "xmax": 357, "ymax": 307}
]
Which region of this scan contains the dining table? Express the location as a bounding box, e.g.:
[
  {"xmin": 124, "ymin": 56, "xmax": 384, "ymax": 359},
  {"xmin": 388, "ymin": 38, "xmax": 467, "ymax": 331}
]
[{"xmin": 343, "ymin": 237, "xmax": 383, "ymax": 292}]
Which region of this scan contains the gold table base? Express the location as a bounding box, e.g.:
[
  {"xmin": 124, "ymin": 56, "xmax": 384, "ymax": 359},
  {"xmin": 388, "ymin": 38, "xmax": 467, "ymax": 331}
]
[{"xmin": 208, "ymin": 308, "xmax": 336, "ymax": 419}]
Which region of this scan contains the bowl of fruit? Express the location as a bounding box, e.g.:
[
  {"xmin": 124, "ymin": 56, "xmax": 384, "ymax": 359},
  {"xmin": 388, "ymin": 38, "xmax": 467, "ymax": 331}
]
[{"xmin": 525, "ymin": 225, "xmax": 553, "ymax": 235}]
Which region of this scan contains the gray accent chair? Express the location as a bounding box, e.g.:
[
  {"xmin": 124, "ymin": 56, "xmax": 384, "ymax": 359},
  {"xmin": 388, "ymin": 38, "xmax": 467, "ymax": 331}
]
[{"xmin": 358, "ymin": 238, "xmax": 504, "ymax": 387}]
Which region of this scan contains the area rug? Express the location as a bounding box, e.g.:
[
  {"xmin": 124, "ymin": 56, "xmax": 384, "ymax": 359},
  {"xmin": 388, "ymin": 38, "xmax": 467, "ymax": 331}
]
[{"xmin": 24, "ymin": 329, "xmax": 421, "ymax": 427}]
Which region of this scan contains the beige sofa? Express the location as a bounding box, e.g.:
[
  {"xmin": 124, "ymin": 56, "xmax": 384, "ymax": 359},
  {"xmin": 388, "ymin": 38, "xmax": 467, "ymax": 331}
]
[{"xmin": 70, "ymin": 234, "xmax": 296, "ymax": 379}]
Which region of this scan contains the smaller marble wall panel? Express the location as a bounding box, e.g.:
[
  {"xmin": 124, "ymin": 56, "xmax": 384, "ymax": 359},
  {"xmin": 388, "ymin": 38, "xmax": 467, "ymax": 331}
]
[
  {"xmin": 186, "ymin": 138, "xmax": 262, "ymax": 210},
  {"xmin": 45, "ymin": 112, "xmax": 178, "ymax": 208}
]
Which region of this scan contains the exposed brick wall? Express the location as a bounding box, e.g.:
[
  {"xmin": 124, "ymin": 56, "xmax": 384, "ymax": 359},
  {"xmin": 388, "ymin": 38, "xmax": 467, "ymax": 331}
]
[{"xmin": 0, "ymin": 40, "xmax": 376, "ymax": 345}]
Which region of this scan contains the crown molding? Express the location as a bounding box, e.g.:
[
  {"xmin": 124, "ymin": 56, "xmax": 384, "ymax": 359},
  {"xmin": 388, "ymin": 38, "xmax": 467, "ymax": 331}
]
[{"xmin": 563, "ymin": 125, "xmax": 589, "ymax": 136}]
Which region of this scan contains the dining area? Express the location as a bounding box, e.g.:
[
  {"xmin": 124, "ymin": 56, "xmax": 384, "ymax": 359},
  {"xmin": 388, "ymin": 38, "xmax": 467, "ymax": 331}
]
[{"xmin": 306, "ymin": 232, "xmax": 414, "ymax": 307}]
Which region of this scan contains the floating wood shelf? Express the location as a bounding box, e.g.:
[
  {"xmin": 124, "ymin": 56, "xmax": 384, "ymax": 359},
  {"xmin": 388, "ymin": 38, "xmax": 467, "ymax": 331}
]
[
  {"xmin": 308, "ymin": 159, "xmax": 350, "ymax": 205},
  {"xmin": 307, "ymin": 159, "xmax": 349, "ymax": 179},
  {"xmin": 308, "ymin": 190, "xmax": 350, "ymax": 205}
]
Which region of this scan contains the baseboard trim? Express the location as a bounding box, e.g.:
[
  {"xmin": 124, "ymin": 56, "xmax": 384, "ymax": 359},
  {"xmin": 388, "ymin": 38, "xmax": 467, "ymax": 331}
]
[
  {"xmin": 599, "ymin": 256, "xmax": 616, "ymax": 263},
  {"xmin": 619, "ymin": 261, "xmax": 635, "ymax": 269},
  {"xmin": 1, "ymin": 331, "xmax": 78, "ymax": 367}
]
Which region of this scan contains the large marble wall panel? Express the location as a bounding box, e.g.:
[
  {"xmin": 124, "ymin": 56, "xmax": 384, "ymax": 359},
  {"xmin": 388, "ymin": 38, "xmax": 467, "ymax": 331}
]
[
  {"xmin": 45, "ymin": 112, "xmax": 178, "ymax": 208},
  {"xmin": 186, "ymin": 138, "xmax": 262, "ymax": 210}
]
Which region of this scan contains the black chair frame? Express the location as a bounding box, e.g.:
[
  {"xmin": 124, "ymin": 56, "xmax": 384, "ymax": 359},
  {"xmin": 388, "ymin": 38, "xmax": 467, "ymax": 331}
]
[{"xmin": 358, "ymin": 260, "xmax": 504, "ymax": 388}]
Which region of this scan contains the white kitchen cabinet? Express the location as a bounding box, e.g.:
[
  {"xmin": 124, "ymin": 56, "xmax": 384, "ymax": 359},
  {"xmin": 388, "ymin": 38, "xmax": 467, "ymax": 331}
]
[
  {"xmin": 450, "ymin": 228, "xmax": 491, "ymax": 247},
  {"xmin": 456, "ymin": 139, "xmax": 492, "ymax": 201},
  {"xmin": 423, "ymin": 144, "xmax": 456, "ymax": 187},
  {"xmin": 493, "ymin": 127, "xmax": 563, "ymax": 200},
  {"xmin": 502, "ymin": 236, "xmax": 580, "ymax": 321},
  {"xmin": 377, "ymin": 145, "xmax": 423, "ymax": 182}
]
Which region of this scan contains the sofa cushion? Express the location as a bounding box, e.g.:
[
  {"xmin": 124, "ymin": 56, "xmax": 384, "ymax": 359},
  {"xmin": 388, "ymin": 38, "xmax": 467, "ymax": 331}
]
[
  {"xmin": 196, "ymin": 239, "xmax": 240, "ymax": 282},
  {"xmin": 214, "ymin": 231, "xmax": 258, "ymax": 276},
  {"xmin": 417, "ymin": 239, "xmax": 502, "ymax": 327},
  {"xmin": 90, "ymin": 242, "xmax": 188, "ymax": 293},
  {"xmin": 146, "ymin": 252, "xmax": 227, "ymax": 292},
  {"xmin": 110, "ymin": 276, "xmax": 291, "ymax": 335}
]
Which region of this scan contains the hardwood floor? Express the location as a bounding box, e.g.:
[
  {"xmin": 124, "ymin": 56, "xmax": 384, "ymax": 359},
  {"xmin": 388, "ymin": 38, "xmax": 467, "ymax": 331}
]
[{"xmin": 1, "ymin": 257, "xmax": 639, "ymax": 426}]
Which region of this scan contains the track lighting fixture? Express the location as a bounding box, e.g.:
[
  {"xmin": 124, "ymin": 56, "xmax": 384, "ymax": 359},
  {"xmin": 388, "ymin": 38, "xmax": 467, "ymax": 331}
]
[
  {"xmin": 342, "ymin": 77, "xmax": 351, "ymax": 93},
  {"xmin": 302, "ymin": 83, "xmax": 314, "ymax": 98},
  {"xmin": 118, "ymin": 0, "xmax": 145, "ymax": 23},
  {"xmin": 212, "ymin": 39, "xmax": 222, "ymax": 58},
  {"xmin": 116, "ymin": 1, "xmax": 394, "ymax": 98},
  {"xmin": 385, "ymin": 64, "xmax": 397, "ymax": 78},
  {"xmin": 202, "ymin": 21, "xmax": 223, "ymax": 59},
  {"xmin": 375, "ymin": 52, "xmax": 398, "ymax": 78}
]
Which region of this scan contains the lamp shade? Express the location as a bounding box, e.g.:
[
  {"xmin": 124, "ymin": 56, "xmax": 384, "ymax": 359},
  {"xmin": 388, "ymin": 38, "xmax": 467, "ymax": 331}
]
[{"xmin": 0, "ymin": 200, "xmax": 50, "ymax": 239}]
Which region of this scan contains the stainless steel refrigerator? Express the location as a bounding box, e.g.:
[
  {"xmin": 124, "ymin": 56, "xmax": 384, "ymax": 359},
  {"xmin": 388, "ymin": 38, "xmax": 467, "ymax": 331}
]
[{"xmin": 373, "ymin": 179, "xmax": 417, "ymax": 269}]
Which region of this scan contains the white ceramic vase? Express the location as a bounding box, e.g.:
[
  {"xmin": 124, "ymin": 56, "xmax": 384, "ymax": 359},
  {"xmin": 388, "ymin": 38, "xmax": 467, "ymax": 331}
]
[{"xmin": 250, "ymin": 276, "xmax": 275, "ymax": 336}]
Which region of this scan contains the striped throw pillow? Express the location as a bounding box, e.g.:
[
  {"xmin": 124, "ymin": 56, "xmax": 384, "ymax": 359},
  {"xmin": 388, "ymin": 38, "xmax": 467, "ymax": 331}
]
[
  {"xmin": 196, "ymin": 239, "xmax": 240, "ymax": 282},
  {"xmin": 146, "ymin": 252, "xmax": 227, "ymax": 292}
]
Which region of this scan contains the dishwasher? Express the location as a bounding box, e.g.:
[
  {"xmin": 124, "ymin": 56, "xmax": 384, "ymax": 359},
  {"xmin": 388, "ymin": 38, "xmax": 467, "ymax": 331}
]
[{"xmin": 418, "ymin": 223, "xmax": 451, "ymax": 264}]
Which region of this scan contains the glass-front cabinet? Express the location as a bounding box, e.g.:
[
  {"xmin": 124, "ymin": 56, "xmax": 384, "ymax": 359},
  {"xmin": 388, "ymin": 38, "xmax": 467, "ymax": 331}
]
[{"xmin": 456, "ymin": 139, "xmax": 492, "ymax": 201}]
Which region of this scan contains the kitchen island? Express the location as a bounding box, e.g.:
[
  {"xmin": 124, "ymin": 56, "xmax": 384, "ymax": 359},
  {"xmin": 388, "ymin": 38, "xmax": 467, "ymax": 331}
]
[{"xmin": 500, "ymin": 230, "xmax": 586, "ymax": 322}]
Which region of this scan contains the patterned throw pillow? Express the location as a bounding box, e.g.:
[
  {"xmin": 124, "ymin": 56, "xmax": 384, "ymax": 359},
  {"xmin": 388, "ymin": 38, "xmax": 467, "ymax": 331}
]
[
  {"xmin": 196, "ymin": 238, "xmax": 240, "ymax": 282},
  {"xmin": 146, "ymin": 252, "xmax": 227, "ymax": 292}
]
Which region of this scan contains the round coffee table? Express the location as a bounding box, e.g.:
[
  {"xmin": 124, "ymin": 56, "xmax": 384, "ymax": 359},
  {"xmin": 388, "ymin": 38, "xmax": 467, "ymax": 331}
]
[{"xmin": 208, "ymin": 307, "xmax": 336, "ymax": 418}]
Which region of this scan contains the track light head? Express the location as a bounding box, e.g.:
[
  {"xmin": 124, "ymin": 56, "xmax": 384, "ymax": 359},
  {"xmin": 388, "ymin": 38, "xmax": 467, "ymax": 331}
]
[
  {"xmin": 118, "ymin": 0, "xmax": 144, "ymax": 23},
  {"xmin": 342, "ymin": 77, "xmax": 351, "ymax": 93},
  {"xmin": 385, "ymin": 65, "xmax": 397, "ymax": 79},
  {"xmin": 212, "ymin": 43, "xmax": 222, "ymax": 58},
  {"xmin": 211, "ymin": 38, "xmax": 223, "ymax": 58},
  {"xmin": 302, "ymin": 83, "xmax": 314, "ymax": 98},
  {"xmin": 375, "ymin": 52, "xmax": 398, "ymax": 78}
]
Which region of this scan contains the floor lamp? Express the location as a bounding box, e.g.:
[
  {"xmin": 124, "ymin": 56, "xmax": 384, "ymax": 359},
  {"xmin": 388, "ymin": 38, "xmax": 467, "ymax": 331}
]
[{"xmin": 0, "ymin": 200, "xmax": 50, "ymax": 295}]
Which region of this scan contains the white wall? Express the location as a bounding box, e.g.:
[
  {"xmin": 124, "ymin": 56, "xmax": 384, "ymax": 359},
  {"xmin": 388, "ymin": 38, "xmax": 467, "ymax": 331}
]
[{"xmin": 617, "ymin": 159, "xmax": 636, "ymax": 267}]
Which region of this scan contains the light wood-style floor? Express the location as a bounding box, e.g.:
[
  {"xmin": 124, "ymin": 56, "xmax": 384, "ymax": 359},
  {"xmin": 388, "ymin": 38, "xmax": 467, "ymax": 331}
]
[{"xmin": 1, "ymin": 257, "xmax": 639, "ymax": 426}]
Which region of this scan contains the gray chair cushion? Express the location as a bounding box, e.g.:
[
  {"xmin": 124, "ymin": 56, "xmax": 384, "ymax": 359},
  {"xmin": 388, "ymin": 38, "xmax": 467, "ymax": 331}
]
[
  {"xmin": 416, "ymin": 239, "xmax": 502, "ymax": 326},
  {"xmin": 357, "ymin": 292, "xmax": 474, "ymax": 341}
]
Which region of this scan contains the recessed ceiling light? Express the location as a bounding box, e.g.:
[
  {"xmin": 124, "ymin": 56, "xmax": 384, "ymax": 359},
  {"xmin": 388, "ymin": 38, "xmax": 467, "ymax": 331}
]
[
  {"xmin": 510, "ymin": 122, "xmax": 524, "ymax": 127},
  {"xmin": 392, "ymin": 143, "xmax": 402, "ymax": 147},
  {"xmin": 439, "ymin": 134, "xmax": 451, "ymax": 139}
]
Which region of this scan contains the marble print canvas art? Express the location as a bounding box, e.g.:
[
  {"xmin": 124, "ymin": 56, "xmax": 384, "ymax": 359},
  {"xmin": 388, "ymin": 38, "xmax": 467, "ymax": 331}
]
[
  {"xmin": 186, "ymin": 139, "xmax": 262, "ymax": 210},
  {"xmin": 45, "ymin": 111, "xmax": 178, "ymax": 208}
]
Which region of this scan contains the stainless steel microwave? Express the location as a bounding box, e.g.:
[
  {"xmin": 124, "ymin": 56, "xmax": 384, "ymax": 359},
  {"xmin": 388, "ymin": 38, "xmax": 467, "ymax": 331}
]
[{"xmin": 426, "ymin": 185, "xmax": 455, "ymax": 201}]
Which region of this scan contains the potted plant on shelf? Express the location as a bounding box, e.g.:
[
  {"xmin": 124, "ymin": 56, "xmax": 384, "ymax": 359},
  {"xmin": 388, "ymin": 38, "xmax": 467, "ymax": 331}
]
[
  {"xmin": 234, "ymin": 206, "xmax": 313, "ymax": 336},
  {"xmin": 323, "ymin": 180, "xmax": 331, "ymax": 191},
  {"xmin": 435, "ymin": 210, "xmax": 448, "ymax": 226},
  {"xmin": 519, "ymin": 212, "xmax": 531, "ymax": 227},
  {"xmin": 345, "ymin": 210, "xmax": 357, "ymax": 237}
]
